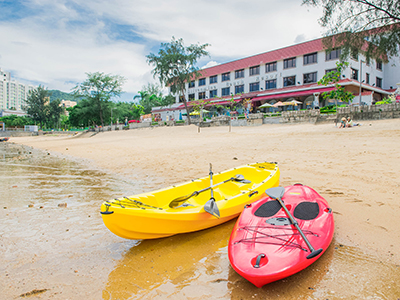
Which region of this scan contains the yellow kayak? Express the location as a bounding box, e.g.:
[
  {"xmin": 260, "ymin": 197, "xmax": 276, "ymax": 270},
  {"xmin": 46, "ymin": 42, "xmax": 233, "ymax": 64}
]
[{"xmin": 100, "ymin": 162, "xmax": 279, "ymax": 239}]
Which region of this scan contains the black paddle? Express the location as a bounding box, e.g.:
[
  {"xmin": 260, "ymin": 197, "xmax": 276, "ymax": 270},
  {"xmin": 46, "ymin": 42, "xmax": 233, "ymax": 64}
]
[
  {"xmin": 204, "ymin": 163, "xmax": 220, "ymax": 218},
  {"xmin": 169, "ymin": 174, "xmax": 250, "ymax": 208},
  {"xmin": 265, "ymin": 187, "xmax": 323, "ymax": 259}
]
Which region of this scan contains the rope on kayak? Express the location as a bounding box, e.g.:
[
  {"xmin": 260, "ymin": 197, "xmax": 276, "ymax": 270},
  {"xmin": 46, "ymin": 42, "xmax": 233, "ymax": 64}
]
[
  {"xmin": 106, "ymin": 197, "xmax": 163, "ymax": 210},
  {"xmin": 235, "ymin": 225, "xmax": 319, "ymax": 252}
]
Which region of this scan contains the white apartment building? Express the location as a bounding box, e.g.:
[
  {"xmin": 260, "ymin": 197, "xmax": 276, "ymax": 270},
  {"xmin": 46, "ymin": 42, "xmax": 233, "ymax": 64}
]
[
  {"xmin": 0, "ymin": 68, "xmax": 35, "ymax": 112},
  {"xmin": 153, "ymin": 35, "xmax": 399, "ymax": 121}
]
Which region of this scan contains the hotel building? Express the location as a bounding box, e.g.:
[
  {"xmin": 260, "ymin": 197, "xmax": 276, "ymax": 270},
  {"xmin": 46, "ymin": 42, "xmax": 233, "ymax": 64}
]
[
  {"xmin": 153, "ymin": 35, "xmax": 399, "ymax": 120},
  {"xmin": 0, "ymin": 68, "xmax": 35, "ymax": 113}
]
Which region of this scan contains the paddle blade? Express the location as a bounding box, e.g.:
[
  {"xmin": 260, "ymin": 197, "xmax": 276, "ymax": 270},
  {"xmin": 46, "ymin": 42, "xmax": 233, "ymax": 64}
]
[
  {"xmin": 169, "ymin": 192, "xmax": 197, "ymax": 208},
  {"xmin": 204, "ymin": 198, "xmax": 220, "ymax": 218},
  {"xmin": 265, "ymin": 187, "xmax": 285, "ymax": 200},
  {"xmin": 233, "ymin": 174, "xmax": 244, "ymax": 181}
]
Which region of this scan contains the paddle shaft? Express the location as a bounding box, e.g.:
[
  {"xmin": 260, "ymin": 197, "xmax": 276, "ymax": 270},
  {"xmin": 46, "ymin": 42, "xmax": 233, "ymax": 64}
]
[
  {"xmin": 275, "ymin": 196, "xmax": 322, "ymax": 259},
  {"xmin": 204, "ymin": 177, "xmax": 233, "ymax": 194},
  {"xmin": 276, "ymin": 198, "xmax": 314, "ymax": 250},
  {"xmin": 210, "ymin": 165, "xmax": 214, "ymax": 200}
]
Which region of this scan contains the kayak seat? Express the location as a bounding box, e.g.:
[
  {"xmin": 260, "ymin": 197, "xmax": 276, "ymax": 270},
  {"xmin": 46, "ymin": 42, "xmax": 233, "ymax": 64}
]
[
  {"xmin": 293, "ymin": 202, "xmax": 319, "ymax": 220},
  {"xmin": 254, "ymin": 200, "xmax": 281, "ymax": 218}
]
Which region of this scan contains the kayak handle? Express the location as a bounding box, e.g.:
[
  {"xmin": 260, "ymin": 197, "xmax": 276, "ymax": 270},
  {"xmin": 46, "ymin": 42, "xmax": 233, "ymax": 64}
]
[
  {"xmin": 253, "ymin": 253, "xmax": 265, "ymax": 268},
  {"xmin": 100, "ymin": 203, "xmax": 114, "ymax": 215},
  {"xmin": 249, "ymin": 191, "xmax": 258, "ymax": 197}
]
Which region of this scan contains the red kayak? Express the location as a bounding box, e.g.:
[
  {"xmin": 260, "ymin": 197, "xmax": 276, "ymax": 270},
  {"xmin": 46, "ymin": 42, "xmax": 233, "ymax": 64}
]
[{"xmin": 228, "ymin": 184, "xmax": 334, "ymax": 287}]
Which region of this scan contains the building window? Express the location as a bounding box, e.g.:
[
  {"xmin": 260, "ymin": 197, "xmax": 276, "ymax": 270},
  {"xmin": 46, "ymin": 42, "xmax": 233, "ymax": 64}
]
[
  {"xmin": 209, "ymin": 89, "xmax": 217, "ymax": 98},
  {"xmin": 222, "ymin": 72, "xmax": 230, "ymax": 81},
  {"xmin": 265, "ymin": 61, "xmax": 277, "ymax": 73},
  {"xmin": 209, "ymin": 75, "xmax": 217, "ymax": 84},
  {"xmin": 283, "ymin": 76, "xmax": 296, "ymax": 87},
  {"xmin": 235, "ymin": 69, "xmax": 244, "ymax": 79},
  {"xmin": 222, "ymin": 87, "xmax": 230, "ymax": 96},
  {"xmin": 198, "ymin": 91, "xmax": 206, "ymax": 99},
  {"xmin": 249, "ymin": 65, "xmax": 260, "ymax": 76},
  {"xmin": 376, "ymin": 60, "xmax": 382, "ymax": 71},
  {"xmin": 376, "ymin": 77, "xmax": 382, "ymax": 88},
  {"xmin": 351, "ymin": 68, "xmax": 358, "ymax": 80},
  {"xmin": 265, "ymin": 79, "xmax": 276, "ymax": 90},
  {"xmin": 303, "ymin": 72, "xmax": 317, "ymax": 84},
  {"xmin": 366, "ymin": 73, "xmax": 370, "ymax": 84},
  {"xmin": 235, "ymin": 84, "xmax": 244, "ymax": 94},
  {"xmin": 326, "ymin": 48, "xmax": 341, "ymax": 60},
  {"xmin": 303, "ymin": 53, "xmax": 317, "ymax": 65},
  {"xmin": 188, "ymin": 93, "xmax": 195, "ymax": 100},
  {"xmin": 325, "ymin": 68, "xmax": 338, "ymax": 74},
  {"xmin": 199, "ymin": 78, "xmax": 206, "ymax": 86},
  {"xmin": 179, "ymin": 95, "xmax": 184, "ymax": 102},
  {"xmin": 188, "ymin": 81, "xmax": 195, "ymax": 88},
  {"xmin": 283, "ymin": 57, "xmax": 296, "ymax": 69},
  {"xmin": 249, "ymin": 82, "xmax": 259, "ymax": 92}
]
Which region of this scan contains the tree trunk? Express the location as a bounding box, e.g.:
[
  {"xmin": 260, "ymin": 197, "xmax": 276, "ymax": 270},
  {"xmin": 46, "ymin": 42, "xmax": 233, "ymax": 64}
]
[{"xmin": 181, "ymin": 89, "xmax": 191, "ymax": 125}]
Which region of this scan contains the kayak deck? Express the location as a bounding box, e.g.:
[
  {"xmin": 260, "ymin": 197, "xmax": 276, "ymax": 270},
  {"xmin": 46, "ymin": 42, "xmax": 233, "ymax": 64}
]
[{"xmin": 101, "ymin": 162, "xmax": 280, "ymax": 239}]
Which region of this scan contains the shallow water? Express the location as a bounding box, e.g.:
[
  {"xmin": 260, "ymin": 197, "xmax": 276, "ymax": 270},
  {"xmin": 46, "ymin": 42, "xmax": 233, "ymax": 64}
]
[{"xmin": 1, "ymin": 143, "xmax": 399, "ymax": 299}]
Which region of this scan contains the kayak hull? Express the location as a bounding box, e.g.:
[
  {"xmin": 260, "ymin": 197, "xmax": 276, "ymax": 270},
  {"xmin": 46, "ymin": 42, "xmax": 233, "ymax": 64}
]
[
  {"xmin": 101, "ymin": 162, "xmax": 280, "ymax": 239},
  {"xmin": 228, "ymin": 184, "xmax": 334, "ymax": 287}
]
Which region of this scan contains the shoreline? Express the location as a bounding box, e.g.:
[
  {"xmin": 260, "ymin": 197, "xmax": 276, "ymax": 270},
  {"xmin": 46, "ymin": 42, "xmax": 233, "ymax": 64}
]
[{"xmin": 11, "ymin": 119, "xmax": 400, "ymax": 264}]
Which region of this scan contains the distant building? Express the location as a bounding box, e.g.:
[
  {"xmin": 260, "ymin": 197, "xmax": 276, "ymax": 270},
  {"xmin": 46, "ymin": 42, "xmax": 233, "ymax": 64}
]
[
  {"xmin": 154, "ymin": 30, "xmax": 399, "ymax": 121},
  {"xmin": 60, "ymin": 99, "xmax": 77, "ymax": 116},
  {"xmin": 0, "ymin": 110, "xmax": 27, "ymax": 117},
  {"xmin": 0, "ymin": 68, "xmax": 35, "ymax": 113}
]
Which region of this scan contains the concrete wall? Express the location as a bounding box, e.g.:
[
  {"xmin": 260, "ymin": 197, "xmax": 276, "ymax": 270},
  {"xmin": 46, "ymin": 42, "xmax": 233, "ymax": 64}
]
[
  {"xmin": 281, "ymin": 109, "xmax": 321, "ymax": 124},
  {"xmin": 128, "ymin": 122, "xmax": 151, "ymax": 129},
  {"xmin": 337, "ymin": 103, "xmax": 400, "ymax": 121}
]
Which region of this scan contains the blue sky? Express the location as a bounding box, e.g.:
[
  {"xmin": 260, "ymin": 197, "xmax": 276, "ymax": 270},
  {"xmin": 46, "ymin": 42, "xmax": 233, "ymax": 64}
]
[{"xmin": 0, "ymin": 0, "xmax": 324, "ymax": 102}]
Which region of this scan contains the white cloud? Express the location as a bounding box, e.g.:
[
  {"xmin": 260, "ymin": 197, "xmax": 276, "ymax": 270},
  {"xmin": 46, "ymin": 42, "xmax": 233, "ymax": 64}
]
[
  {"xmin": 201, "ymin": 61, "xmax": 219, "ymax": 69},
  {"xmin": 0, "ymin": 0, "xmax": 324, "ymax": 98}
]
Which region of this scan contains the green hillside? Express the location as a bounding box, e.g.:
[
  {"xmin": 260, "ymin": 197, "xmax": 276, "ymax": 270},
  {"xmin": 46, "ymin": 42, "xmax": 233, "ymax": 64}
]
[{"xmin": 49, "ymin": 90, "xmax": 80, "ymax": 102}]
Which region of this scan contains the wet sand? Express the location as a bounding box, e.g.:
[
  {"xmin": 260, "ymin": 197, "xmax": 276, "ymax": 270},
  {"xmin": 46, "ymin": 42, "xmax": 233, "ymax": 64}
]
[{"xmin": 4, "ymin": 119, "xmax": 400, "ymax": 299}]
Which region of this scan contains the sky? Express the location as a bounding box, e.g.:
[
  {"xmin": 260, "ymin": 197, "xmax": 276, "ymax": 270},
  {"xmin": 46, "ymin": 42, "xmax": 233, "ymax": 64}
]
[{"xmin": 0, "ymin": 0, "xmax": 325, "ymax": 102}]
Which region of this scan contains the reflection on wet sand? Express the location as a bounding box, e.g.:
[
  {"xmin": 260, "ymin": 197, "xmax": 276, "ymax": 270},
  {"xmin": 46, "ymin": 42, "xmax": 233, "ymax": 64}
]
[
  {"xmin": 103, "ymin": 219, "xmax": 236, "ymax": 299},
  {"xmin": 105, "ymin": 228, "xmax": 400, "ymax": 300},
  {"xmin": 0, "ymin": 143, "xmax": 141, "ymax": 299}
]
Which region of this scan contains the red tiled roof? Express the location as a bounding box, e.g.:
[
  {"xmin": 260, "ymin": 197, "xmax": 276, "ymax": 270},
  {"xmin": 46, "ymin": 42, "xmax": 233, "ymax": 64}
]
[
  {"xmin": 251, "ymin": 87, "xmax": 335, "ymax": 102},
  {"xmin": 198, "ymin": 38, "xmax": 325, "ymax": 78}
]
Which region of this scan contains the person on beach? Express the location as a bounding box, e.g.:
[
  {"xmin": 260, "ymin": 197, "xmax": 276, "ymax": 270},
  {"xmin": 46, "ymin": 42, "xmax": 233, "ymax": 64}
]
[
  {"xmin": 339, "ymin": 117, "xmax": 347, "ymax": 128},
  {"xmin": 347, "ymin": 117, "xmax": 354, "ymax": 127}
]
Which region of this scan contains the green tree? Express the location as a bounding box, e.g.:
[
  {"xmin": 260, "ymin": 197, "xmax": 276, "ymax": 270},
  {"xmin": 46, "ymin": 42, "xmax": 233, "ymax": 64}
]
[
  {"xmin": 0, "ymin": 115, "xmax": 33, "ymax": 127},
  {"xmin": 160, "ymin": 94, "xmax": 176, "ymax": 107},
  {"xmin": 24, "ymin": 85, "xmax": 50, "ymax": 128},
  {"xmin": 134, "ymin": 83, "xmax": 175, "ymax": 114},
  {"xmin": 72, "ymin": 72, "xmax": 125, "ymax": 126},
  {"xmin": 134, "ymin": 90, "xmax": 152, "ymax": 114},
  {"xmin": 146, "ymin": 37, "xmax": 210, "ymax": 124},
  {"xmin": 46, "ymin": 99, "xmax": 65, "ymax": 129},
  {"xmin": 68, "ymin": 99, "xmax": 97, "ymax": 128},
  {"xmin": 302, "ymin": 0, "xmax": 400, "ymax": 61},
  {"xmin": 318, "ymin": 61, "xmax": 354, "ymax": 104}
]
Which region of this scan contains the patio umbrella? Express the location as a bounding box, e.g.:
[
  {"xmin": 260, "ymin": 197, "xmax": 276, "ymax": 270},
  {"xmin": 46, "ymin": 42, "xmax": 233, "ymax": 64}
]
[
  {"xmin": 283, "ymin": 101, "xmax": 297, "ymax": 106},
  {"xmin": 259, "ymin": 102, "xmax": 273, "ymax": 108},
  {"xmin": 272, "ymin": 101, "xmax": 285, "ymax": 107},
  {"xmin": 284, "ymin": 100, "xmax": 302, "ymax": 105}
]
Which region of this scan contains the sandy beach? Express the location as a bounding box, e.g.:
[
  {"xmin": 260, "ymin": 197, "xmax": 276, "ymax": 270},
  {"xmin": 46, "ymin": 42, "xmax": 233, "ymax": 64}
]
[{"xmin": 5, "ymin": 119, "xmax": 400, "ymax": 298}]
